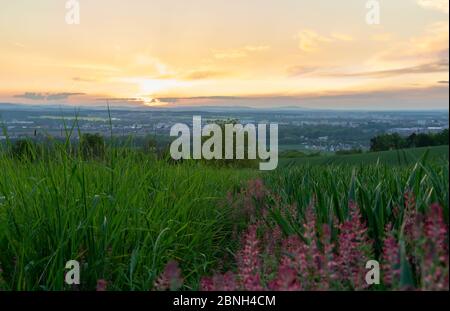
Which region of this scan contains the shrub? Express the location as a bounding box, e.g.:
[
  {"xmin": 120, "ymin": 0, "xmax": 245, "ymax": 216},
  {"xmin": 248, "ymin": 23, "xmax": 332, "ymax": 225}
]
[
  {"xmin": 80, "ymin": 133, "xmax": 105, "ymax": 160},
  {"xmin": 10, "ymin": 139, "xmax": 39, "ymax": 161}
]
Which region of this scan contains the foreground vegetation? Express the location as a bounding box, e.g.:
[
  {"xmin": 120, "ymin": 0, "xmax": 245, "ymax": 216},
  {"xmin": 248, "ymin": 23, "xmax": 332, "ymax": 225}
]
[
  {"xmin": 0, "ymin": 144, "xmax": 254, "ymax": 290},
  {"xmin": 0, "ymin": 138, "xmax": 448, "ymax": 290}
]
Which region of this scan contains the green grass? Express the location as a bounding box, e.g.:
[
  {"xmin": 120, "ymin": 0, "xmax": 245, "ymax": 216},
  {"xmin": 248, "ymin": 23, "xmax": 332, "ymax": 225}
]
[
  {"xmin": 280, "ymin": 145, "xmax": 449, "ymax": 167},
  {"xmin": 265, "ymin": 160, "xmax": 448, "ymax": 248},
  {"xmin": 0, "ymin": 140, "xmax": 448, "ymax": 291},
  {"xmin": 0, "ymin": 149, "xmax": 253, "ymax": 290}
]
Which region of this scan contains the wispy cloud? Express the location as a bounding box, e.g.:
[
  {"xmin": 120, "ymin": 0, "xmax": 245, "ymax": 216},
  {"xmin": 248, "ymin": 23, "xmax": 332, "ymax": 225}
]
[
  {"xmin": 325, "ymin": 60, "xmax": 448, "ymax": 78},
  {"xmin": 287, "ymin": 66, "xmax": 321, "ymax": 76},
  {"xmin": 72, "ymin": 77, "xmax": 97, "ymax": 82},
  {"xmin": 182, "ymin": 70, "xmax": 228, "ymax": 80},
  {"xmin": 14, "ymin": 92, "xmax": 85, "ymax": 101},
  {"xmin": 296, "ymin": 30, "xmax": 353, "ymax": 52},
  {"xmin": 213, "ymin": 45, "xmax": 270, "ymax": 59}
]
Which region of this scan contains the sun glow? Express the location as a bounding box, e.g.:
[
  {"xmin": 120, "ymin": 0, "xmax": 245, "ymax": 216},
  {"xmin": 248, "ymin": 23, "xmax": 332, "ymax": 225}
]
[
  {"xmin": 138, "ymin": 79, "xmax": 185, "ymax": 96},
  {"xmin": 140, "ymin": 97, "xmax": 167, "ymax": 107}
]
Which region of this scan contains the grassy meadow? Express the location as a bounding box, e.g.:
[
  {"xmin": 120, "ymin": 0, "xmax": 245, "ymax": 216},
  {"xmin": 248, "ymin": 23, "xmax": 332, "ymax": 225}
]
[
  {"xmin": 0, "ymin": 145, "xmax": 254, "ymax": 290},
  {"xmin": 280, "ymin": 145, "xmax": 449, "ymax": 166},
  {"xmin": 0, "ymin": 138, "xmax": 448, "ymax": 291}
]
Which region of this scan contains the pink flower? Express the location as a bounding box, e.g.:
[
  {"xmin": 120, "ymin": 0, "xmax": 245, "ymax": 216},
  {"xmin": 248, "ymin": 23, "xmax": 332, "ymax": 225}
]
[
  {"xmin": 421, "ymin": 204, "xmax": 449, "ymax": 290},
  {"xmin": 269, "ymin": 264, "xmax": 301, "ymax": 291},
  {"xmin": 96, "ymin": 279, "xmax": 107, "ymax": 291},
  {"xmin": 382, "ymin": 226, "xmax": 400, "ymax": 288},
  {"xmin": 336, "ymin": 201, "xmax": 372, "ymax": 290},
  {"xmin": 200, "ymin": 271, "xmax": 237, "ymax": 291},
  {"xmin": 237, "ymin": 224, "xmax": 263, "ymax": 290},
  {"xmin": 200, "ymin": 276, "xmax": 214, "ymax": 291},
  {"xmin": 154, "ymin": 260, "xmax": 184, "ymax": 291},
  {"xmin": 246, "ymin": 179, "xmax": 266, "ymax": 201},
  {"xmin": 0, "ymin": 263, "xmax": 6, "ymax": 290}
]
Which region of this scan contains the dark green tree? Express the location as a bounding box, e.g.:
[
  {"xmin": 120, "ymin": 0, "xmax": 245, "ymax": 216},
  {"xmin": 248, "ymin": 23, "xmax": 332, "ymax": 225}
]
[
  {"xmin": 80, "ymin": 133, "xmax": 105, "ymax": 159},
  {"xmin": 11, "ymin": 139, "xmax": 38, "ymax": 161}
]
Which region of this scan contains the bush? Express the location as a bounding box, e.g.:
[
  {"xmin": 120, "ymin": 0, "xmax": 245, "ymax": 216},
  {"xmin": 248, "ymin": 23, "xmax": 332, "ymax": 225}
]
[
  {"xmin": 10, "ymin": 139, "xmax": 39, "ymax": 161},
  {"xmin": 370, "ymin": 129, "xmax": 448, "ymax": 152},
  {"xmin": 80, "ymin": 133, "xmax": 105, "ymax": 160}
]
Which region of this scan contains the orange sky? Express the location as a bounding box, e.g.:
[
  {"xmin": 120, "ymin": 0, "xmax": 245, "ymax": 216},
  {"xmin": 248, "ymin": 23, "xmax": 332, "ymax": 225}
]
[{"xmin": 0, "ymin": 0, "xmax": 448, "ymax": 109}]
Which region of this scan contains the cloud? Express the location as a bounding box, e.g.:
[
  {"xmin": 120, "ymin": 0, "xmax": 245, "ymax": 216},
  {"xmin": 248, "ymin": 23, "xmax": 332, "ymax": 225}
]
[
  {"xmin": 73, "ymin": 77, "xmax": 96, "ymax": 82},
  {"xmin": 96, "ymin": 97, "xmax": 142, "ymax": 102},
  {"xmin": 14, "ymin": 92, "xmax": 85, "ymax": 101},
  {"xmin": 296, "ymin": 30, "xmax": 332, "ymax": 52},
  {"xmin": 287, "ymin": 59, "xmax": 448, "ymax": 79},
  {"xmin": 371, "ymin": 21, "xmax": 449, "ymax": 68},
  {"xmin": 213, "ymin": 45, "xmax": 270, "ymax": 59},
  {"xmin": 325, "ymin": 60, "xmax": 448, "ymax": 78},
  {"xmin": 149, "ymin": 86, "xmax": 448, "ymax": 109},
  {"xmin": 183, "ymin": 70, "xmax": 227, "ymax": 80},
  {"xmin": 296, "ymin": 30, "xmax": 354, "ymax": 52},
  {"xmin": 14, "ymin": 92, "xmax": 46, "ymax": 100},
  {"xmin": 287, "ymin": 66, "xmax": 321, "ymax": 76},
  {"xmin": 417, "ymin": 0, "xmax": 449, "ymax": 13}
]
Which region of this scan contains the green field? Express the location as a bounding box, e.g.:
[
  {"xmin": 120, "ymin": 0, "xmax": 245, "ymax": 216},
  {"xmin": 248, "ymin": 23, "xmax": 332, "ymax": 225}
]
[
  {"xmin": 280, "ymin": 145, "xmax": 449, "ymax": 166},
  {"xmin": 0, "ymin": 142, "xmax": 448, "ymax": 291}
]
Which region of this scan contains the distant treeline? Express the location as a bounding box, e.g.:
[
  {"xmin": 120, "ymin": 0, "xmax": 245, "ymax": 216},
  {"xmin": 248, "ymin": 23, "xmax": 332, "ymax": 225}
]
[
  {"xmin": 1, "ymin": 132, "xmax": 258, "ymax": 169},
  {"xmin": 0, "ymin": 133, "xmax": 161, "ymax": 161},
  {"xmin": 370, "ymin": 129, "xmax": 449, "ymax": 152}
]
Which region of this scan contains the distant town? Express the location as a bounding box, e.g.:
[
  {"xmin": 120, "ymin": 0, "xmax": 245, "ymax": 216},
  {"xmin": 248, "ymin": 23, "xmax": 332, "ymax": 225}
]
[{"xmin": 1, "ymin": 103, "xmax": 448, "ymax": 152}]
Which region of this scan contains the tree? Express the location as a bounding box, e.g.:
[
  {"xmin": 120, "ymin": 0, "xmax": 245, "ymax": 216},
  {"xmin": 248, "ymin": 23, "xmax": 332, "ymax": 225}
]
[
  {"xmin": 435, "ymin": 129, "xmax": 449, "ymax": 146},
  {"xmin": 11, "ymin": 139, "xmax": 38, "ymax": 161},
  {"xmin": 414, "ymin": 133, "xmax": 436, "ymax": 148},
  {"xmin": 143, "ymin": 135, "xmax": 157, "ymax": 154},
  {"xmin": 406, "ymin": 133, "xmax": 417, "ymax": 148},
  {"xmin": 80, "ymin": 133, "xmax": 105, "ymax": 159},
  {"xmin": 370, "ymin": 133, "xmax": 405, "ymax": 152}
]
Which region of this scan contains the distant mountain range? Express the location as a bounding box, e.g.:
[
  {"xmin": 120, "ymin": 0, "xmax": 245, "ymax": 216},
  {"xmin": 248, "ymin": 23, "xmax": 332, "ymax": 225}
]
[
  {"xmin": 1, "ymin": 102, "xmax": 447, "ymax": 113},
  {"xmin": 0, "ymin": 102, "xmax": 315, "ymax": 112}
]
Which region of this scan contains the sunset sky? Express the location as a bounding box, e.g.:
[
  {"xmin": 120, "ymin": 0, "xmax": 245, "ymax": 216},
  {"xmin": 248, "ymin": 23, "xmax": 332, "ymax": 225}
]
[{"xmin": 0, "ymin": 0, "xmax": 448, "ymax": 109}]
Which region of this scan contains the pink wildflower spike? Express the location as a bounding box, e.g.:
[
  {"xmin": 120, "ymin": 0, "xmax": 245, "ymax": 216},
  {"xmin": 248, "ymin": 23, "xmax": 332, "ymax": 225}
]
[
  {"xmin": 237, "ymin": 224, "xmax": 263, "ymax": 291},
  {"xmin": 222, "ymin": 271, "xmax": 238, "ymax": 291},
  {"xmin": 0, "ymin": 264, "xmax": 6, "ymax": 290},
  {"xmin": 403, "ymin": 191, "xmax": 419, "ymax": 242},
  {"xmin": 96, "ymin": 279, "xmax": 107, "ymax": 291},
  {"xmin": 422, "ymin": 204, "xmax": 449, "ymax": 291},
  {"xmin": 270, "ymin": 264, "xmax": 301, "ymax": 291},
  {"xmin": 200, "ymin": 276, "xmax": 214, "ymax": 291},
  {"xmin": 154, "ymin": 260, "xmax": 184, "ymax": 291},
  {"xmin": 206, "ymin": 272, "xmax": 237, "ymax": 291},
  {"xmin": 336, "ymin": 201, "xmax": 372, "ymax": 290},
  {"xmin": 425, "ymin": 204, "xmax": 448, "ymax": 253},
  {"xmin": 320, "ymin": 224, "xmax": 337, "ymax": 288},
  {"xmin": 247, "ymin": 179, "xmax": 266, "ymax": 201},
  {"xmin": 303, "ymin": 204, "xmax": 323, "ymax": 289},
  {"xmin": 264, "ymin": 225, "xmax": 282, "ymax": 259},
  {"xmin": 382, "ymin": 225, "xmax": 400, "ymax": 288}
]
